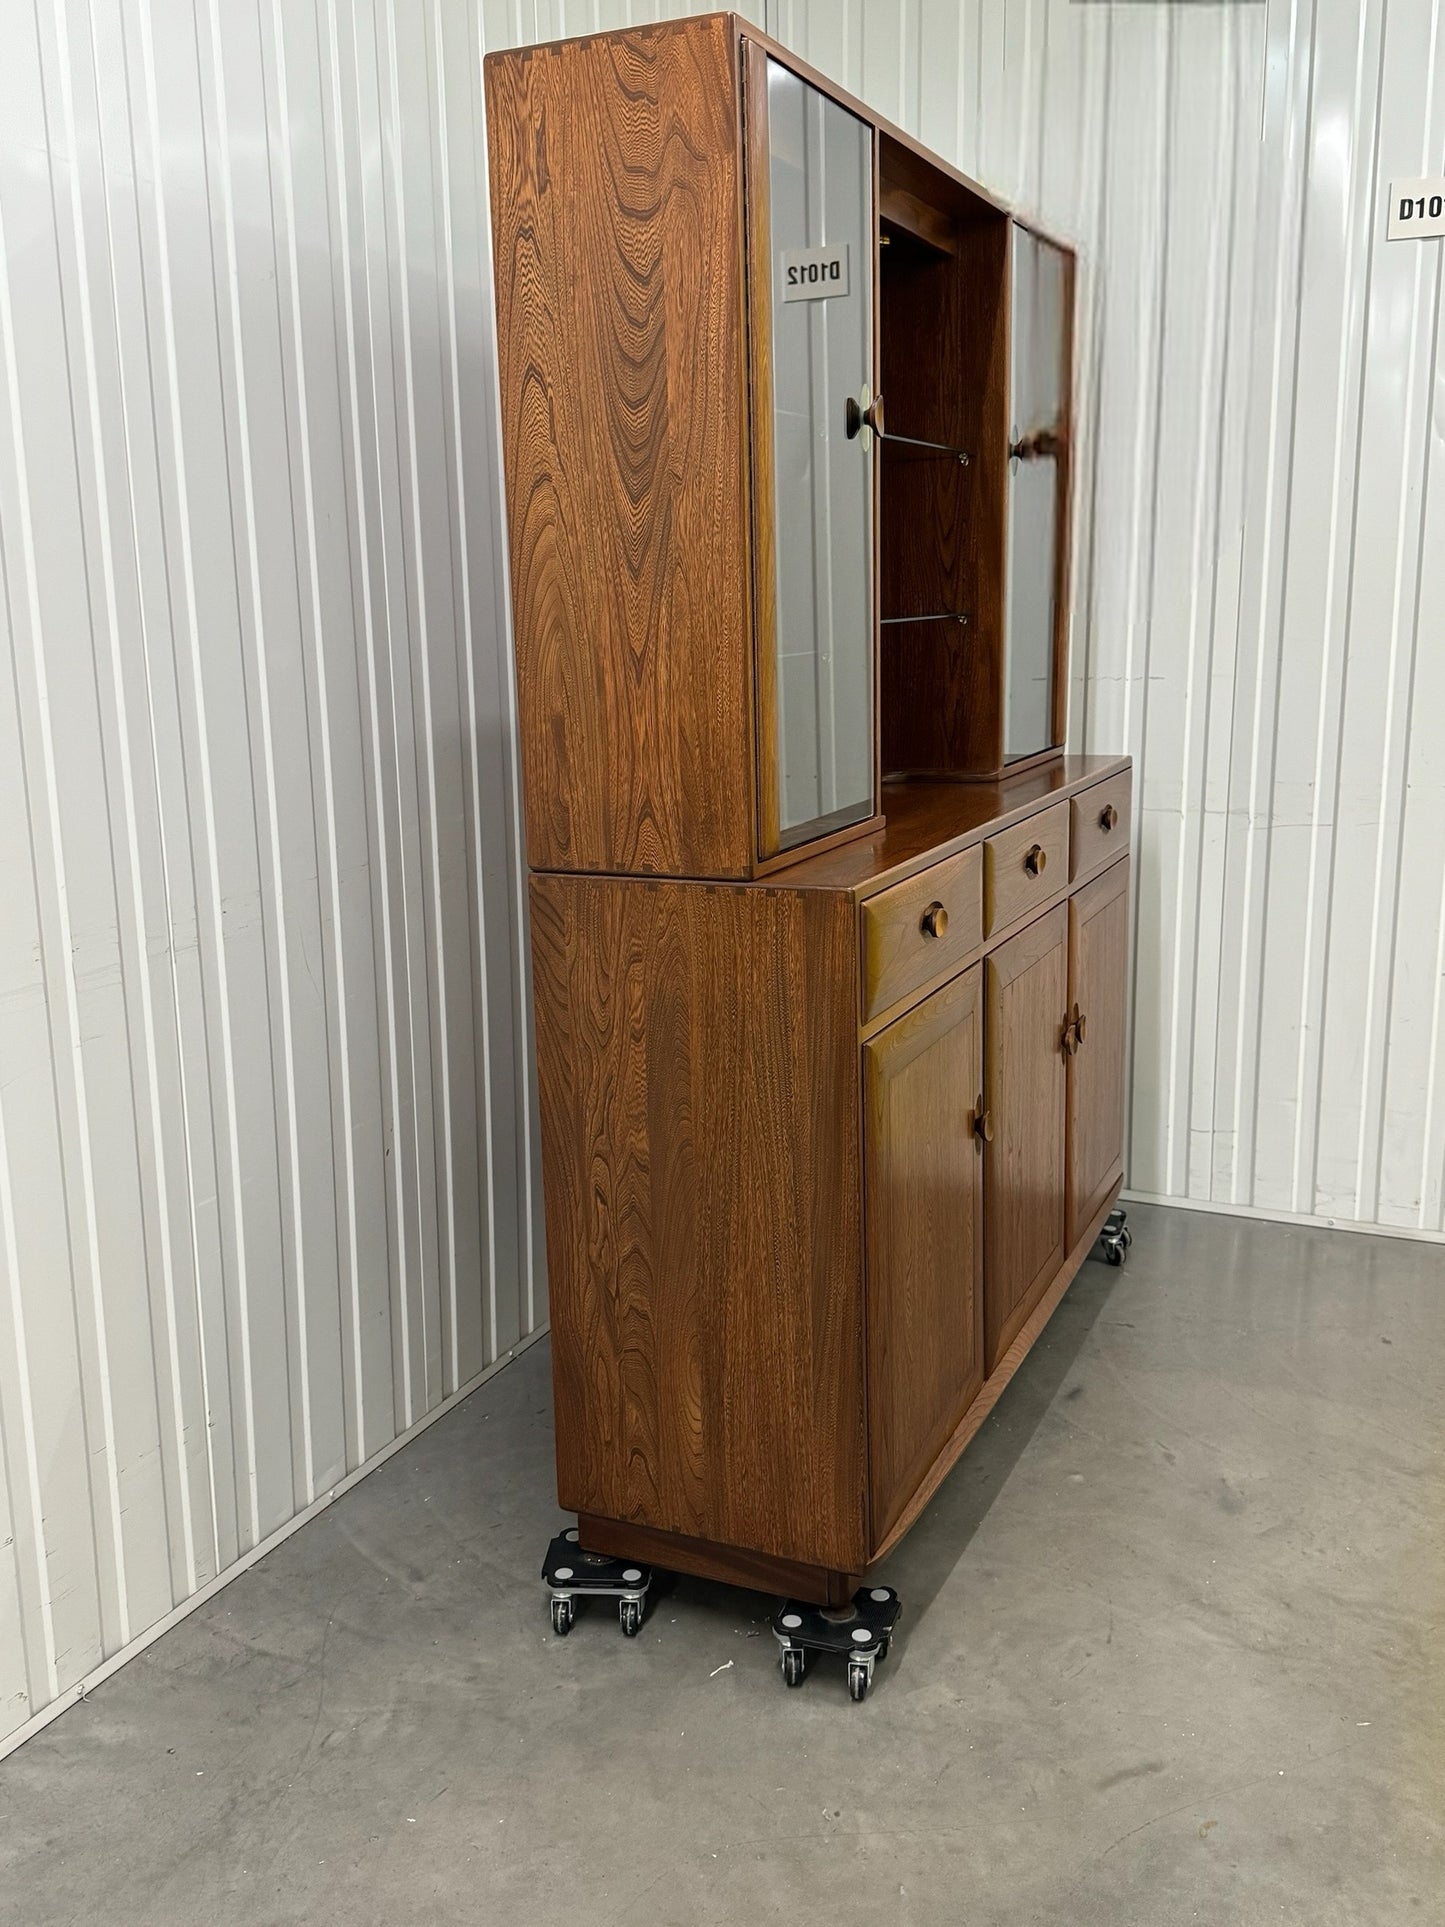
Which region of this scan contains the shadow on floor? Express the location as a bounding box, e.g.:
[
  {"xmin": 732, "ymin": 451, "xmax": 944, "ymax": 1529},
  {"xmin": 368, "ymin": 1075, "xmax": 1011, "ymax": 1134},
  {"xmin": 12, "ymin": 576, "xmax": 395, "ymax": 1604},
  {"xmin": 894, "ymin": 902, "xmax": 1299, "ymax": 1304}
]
[{"xmin": 874, "ymin": 1247, "xmax": 1125, "ymax": 1650}]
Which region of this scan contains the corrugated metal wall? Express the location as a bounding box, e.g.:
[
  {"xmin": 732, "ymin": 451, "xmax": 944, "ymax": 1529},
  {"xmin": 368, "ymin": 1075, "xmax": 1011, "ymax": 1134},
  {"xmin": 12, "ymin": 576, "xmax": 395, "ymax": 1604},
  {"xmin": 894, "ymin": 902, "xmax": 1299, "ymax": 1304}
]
[
  {"xmin": 0, "ymin": 0, "xmax": 548, "ymax": 1753},
  {"xmin": 3, "ymin": 0, "xmax": 1443, "ymax": 1753}
]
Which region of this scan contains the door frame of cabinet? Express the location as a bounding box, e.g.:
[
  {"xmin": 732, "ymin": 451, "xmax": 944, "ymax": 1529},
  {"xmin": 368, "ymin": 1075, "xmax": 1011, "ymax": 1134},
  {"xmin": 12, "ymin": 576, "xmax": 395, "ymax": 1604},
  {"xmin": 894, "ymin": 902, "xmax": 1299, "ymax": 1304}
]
[
  {"xmin": 741, "ymin": 36, "xmax": 884, "ymax": 866},
  {"xmin": 1049, "ymin": 240, "xmax": 1077, "ymax": 754}
]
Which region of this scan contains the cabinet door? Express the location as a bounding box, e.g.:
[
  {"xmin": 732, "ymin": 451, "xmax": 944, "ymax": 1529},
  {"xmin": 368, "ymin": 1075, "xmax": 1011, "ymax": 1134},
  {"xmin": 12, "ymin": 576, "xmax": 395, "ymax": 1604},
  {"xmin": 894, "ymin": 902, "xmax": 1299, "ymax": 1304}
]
[
  {"xmin": 1004, "ymin": 225, "xmax": 1072, "ymax": 764},
  {"xmin": 746, "ymin": 44, "xmax": 876, "ymax": 857},
  {"xmin": 984, "ymin": 904, "xmax": 1068, "ymax": 1372},
  {"xmin": 1067, "ymin": 859, "xmax": 1130, "ymax": 1248},
  {"xmin": 864, "ymin": 968, "xmax": 984, "ymax": 1546}
]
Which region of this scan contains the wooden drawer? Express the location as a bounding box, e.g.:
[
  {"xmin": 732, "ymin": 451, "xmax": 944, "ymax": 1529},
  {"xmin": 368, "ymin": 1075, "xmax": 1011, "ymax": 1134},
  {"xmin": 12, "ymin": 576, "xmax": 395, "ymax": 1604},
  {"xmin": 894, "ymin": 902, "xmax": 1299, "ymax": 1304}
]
[
  {"xmin": 861, "ymin": 845, "xmax": 983, "ymax": 1022},
  {"xmin": 983, "ymin": 802, "xmax": 1069, "ymax": 936},
  {"xmin": 1070, "ymin": 771, "xmax": 1132, "ymax": 883}
]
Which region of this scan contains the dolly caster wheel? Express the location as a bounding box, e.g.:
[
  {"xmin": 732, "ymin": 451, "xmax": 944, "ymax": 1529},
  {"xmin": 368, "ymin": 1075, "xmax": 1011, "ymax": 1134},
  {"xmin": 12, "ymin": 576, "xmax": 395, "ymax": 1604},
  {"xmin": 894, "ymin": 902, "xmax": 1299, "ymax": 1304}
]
[
  {"xmin": 619, "ymin": 1598, "xmax": 643, "ymax": 1638},
  {"xmin": 781, "ymin": 1646, "xmax": 807, "ymax": 1688},
  {"xmin": 848, "ymin": 1656, "xmax": 873, "ymax": 1703},
  {"xmin": 551, "ymin": 1596, "xmax": 575, "ymax": 1637},
  {"xmin": 1099, "ymin": 1209, "xmax": 1132, "ymax": 1267}
]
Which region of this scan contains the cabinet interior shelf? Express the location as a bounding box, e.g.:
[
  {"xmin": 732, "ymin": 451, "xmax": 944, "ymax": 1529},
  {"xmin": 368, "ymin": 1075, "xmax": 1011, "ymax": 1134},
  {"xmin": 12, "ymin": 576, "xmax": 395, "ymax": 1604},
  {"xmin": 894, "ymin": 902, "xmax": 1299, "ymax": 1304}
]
[
  {"xmin": 881, "ymin": 611, "xmax": 971, "ymax": 627},
  {"xmin": 882, "ymin": 430, "xmax": 973, "ymax": 464},
  {"xmin": 879, "ymin": 183, "xmax": 958, "ymax": 257}
]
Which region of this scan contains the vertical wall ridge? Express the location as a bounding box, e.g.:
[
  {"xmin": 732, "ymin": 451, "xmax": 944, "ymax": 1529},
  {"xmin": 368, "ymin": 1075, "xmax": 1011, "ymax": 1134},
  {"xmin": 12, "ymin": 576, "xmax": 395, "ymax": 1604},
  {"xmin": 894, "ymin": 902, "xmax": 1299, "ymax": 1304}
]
[{"xmin": 0, "ymin": 0, "xmax": 546, "ymax": 1749}]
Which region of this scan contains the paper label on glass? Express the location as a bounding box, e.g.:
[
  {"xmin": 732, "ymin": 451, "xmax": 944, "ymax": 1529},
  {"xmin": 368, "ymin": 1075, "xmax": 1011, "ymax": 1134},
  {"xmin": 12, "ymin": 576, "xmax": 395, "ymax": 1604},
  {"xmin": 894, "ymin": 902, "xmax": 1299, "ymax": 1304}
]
[{"xmin": 780, "ymin": 244, "xmax": 850, "ymax": 301}]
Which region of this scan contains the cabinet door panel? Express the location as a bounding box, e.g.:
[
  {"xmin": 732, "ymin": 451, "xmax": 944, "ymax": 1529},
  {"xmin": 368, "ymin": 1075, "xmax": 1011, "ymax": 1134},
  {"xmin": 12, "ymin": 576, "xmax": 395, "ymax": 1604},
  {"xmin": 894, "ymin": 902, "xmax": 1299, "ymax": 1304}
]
[
  {"xmin": 985, "ymin": 905, "xmax": 1067, "ymax": 1371},
  {"xmin": 865, "ymin": 968, "xmax": 984, "ymax": 1546},
  {"xmin": 1067, "ymin": 860, "xmax": 1130, "ymax": 1248}
]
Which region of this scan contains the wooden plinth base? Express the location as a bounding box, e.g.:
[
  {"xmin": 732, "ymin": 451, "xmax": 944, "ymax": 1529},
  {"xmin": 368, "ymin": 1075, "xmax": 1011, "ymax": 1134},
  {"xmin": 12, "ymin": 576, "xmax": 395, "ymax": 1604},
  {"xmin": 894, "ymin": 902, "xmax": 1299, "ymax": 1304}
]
[{"xmin": 577, "ymin": 1516, "xmax": 858, "ymax": 1609}]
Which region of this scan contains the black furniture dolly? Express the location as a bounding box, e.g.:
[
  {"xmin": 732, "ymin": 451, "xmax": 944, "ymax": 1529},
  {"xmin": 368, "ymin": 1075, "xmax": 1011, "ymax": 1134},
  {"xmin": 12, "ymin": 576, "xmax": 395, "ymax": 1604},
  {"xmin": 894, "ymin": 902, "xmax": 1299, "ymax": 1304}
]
[
  {"xmin": 542, "ymin": 1528, "xmax": 652, "ymax": 1638},
  {"xmin": 772, "ymin": 1587, "xmax": 902, "ymax": 1701}
]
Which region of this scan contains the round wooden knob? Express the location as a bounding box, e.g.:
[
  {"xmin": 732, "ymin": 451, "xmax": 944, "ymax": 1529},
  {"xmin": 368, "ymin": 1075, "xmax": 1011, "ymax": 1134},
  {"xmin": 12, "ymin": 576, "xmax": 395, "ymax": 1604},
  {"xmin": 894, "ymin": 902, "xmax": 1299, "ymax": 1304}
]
[
  {"xmin": 1025, "ymin": 844, "xmax": 1047, "ymax": 877},
  {"xmin": 920, "ymin": 901, "xmax": 948, "ymax": 940},
  {"xmin": 845, "ymin": 388, "xmax": 885, "ymax": 445},
  {"xmin": 1099, "ymin": 804, "xmax": 1119, "ymax": 833},
  {"xmin": 972, "ymin": 1105, "xmax": 994, "ymax": 1145}
]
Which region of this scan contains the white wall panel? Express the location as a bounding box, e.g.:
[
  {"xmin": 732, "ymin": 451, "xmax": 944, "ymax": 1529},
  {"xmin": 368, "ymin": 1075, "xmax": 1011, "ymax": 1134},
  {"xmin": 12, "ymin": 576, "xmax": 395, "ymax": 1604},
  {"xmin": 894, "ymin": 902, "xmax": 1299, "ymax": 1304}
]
[
  {"xmin": 5, "ymin": 0, "xmax": 1444, "ymax": 1757},
  {"xmin": 0, "ymin": 0, "xmax": 546, "ymax": 1752}
]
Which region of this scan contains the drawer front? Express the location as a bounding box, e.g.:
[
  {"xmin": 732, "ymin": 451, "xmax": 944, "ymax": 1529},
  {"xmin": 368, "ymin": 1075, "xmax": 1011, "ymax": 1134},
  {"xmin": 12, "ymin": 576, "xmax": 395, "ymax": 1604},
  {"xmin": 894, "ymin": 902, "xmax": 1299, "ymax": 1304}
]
[
  {"xmin": 983, "ymin": 802, "xmax": 1069, "ymax": 936},
  {"xmin": 861, "ymin": 844, "xmax": 983, "ymax": 1022},
  {"xmin": 1070, "ymin": 771, "xmax": 1132, "ymax": 884}
]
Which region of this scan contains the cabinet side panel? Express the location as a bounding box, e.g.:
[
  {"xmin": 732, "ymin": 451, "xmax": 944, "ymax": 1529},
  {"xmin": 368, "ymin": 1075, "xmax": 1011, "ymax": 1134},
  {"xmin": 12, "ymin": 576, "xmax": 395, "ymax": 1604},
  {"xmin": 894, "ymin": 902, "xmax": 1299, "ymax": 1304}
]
[
  {"xmin": 529, "ymin": 874, "xmax": 866, "ymax": 1571},
  {"xmin": 485, "ymin": 23, "xmax": 753, "ymax": 878}
]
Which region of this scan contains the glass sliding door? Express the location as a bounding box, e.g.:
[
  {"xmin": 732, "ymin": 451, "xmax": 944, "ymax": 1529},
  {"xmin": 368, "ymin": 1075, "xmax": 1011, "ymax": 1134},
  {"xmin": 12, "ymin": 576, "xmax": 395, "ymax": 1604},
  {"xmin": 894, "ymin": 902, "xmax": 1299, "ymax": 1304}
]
[
  {"xmin": 1004, "ymin": 225, "xmax": 1071, "ymax": 764},
  {"xmin": 752, "ymin": 52, "xmax": 876, "ymax": 855}
]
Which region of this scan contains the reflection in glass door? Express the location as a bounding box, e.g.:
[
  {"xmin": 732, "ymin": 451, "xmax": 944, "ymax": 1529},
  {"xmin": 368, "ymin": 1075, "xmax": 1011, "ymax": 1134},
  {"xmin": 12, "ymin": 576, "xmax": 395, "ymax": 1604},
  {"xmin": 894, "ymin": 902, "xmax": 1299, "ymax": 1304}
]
[
  {"xmin": 761, "ymin": 57, "xmax": 875, "ymax": 851},
  {"xmin": 1005, "ymin": 226, "xmax": 1070, "ymax": 763}
]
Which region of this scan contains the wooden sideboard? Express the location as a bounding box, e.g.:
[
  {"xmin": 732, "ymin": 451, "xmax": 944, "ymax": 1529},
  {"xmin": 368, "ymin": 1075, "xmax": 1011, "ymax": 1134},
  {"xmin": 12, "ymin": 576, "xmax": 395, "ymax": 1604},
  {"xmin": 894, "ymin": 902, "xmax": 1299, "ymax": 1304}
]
[
  {"xmin": 486, "ymin": 13, "xmax": 1132, "ymax": 1612},
  {"xmin": 531, "ymin": 761, "xmax": 1130, "ymax": 1601}
]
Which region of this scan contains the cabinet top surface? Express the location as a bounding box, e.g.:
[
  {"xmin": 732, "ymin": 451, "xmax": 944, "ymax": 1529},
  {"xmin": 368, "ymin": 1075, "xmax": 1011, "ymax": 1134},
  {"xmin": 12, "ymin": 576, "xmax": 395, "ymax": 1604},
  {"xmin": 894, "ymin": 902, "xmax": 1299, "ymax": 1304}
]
[{"xmin": 770, "ymin": 755, "xmax": 1130, "ymax": 899}]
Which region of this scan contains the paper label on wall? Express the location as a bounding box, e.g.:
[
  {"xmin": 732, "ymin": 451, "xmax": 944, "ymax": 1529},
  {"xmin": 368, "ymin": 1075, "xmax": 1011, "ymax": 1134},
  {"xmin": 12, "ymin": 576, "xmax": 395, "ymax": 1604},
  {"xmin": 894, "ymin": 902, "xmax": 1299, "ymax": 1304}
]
[
  {"xmin": 780, "ymin": 244, "xmax": 850, "ymax": 300},
  {"xmin": 1388, "ymin": 179, "xmax": 1445, "ymax": 240}
]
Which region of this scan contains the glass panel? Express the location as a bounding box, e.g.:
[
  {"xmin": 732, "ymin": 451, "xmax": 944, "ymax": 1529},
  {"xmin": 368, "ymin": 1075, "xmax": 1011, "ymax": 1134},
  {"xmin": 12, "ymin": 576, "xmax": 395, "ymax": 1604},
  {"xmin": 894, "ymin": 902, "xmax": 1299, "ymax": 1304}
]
[
  {"xmin": 1005, "ymin": 225, "xmax": 1069, "ymax": 763},
  {"xmin": 764, "ymin": 58, "xmax": 875, "ymax": 849}
]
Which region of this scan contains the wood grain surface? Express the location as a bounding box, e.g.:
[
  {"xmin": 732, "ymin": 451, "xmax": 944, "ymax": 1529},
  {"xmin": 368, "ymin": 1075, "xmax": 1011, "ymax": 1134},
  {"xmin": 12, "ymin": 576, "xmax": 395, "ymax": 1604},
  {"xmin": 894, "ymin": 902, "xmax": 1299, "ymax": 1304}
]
[
  {"xmin": 863, "ymin": 967, "xmax": 984, "ymax": 1545},
  {"xmin": 984, "ymin": 904, "xmax": 1068, "ymax": 1372},
  {"xmin": 486, "ymin": 22, "xmax": 755, "ymax": 878},
  {"xmin": 878, "ymin": 197, "xmax": 977, "ymax": 624},
  {"xmin": 579, "ymin": 1513, "xmax": 858, "ymax": 1607},
  {"xmin": 1067, "ymin": 858, "xmax": 1130, "ymax": 1249},
  {"xmin": 530, "ymin": 870, "xmax": 867, "ymax": 1573},
  {"xmin": 983, "ymin": 799, "xmax": 1071, "ymax": 934},
  {"xmin": 882, "ymin": 214, "xmax": 1010, "ymax": 776},
  {"xmin": 776, "ymin": 757, "xmax": 1130, "ymax": 897},
  {"xmin": 860, "ymin": 842, "xmax": 982, "ymax": 1021},
  {"xmin": 880, "ymin": 183, "xmax": 959, "ymax": 254},
  {"xmin": 1069, "ymin": 768, "xmax": 1132, "ymax": 885}
]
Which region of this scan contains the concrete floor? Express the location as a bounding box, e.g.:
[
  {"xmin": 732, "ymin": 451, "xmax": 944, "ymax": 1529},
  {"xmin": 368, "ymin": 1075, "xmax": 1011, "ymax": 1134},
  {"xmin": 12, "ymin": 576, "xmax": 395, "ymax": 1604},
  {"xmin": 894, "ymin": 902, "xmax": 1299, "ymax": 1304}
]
[{"xmin": 3, "ymin": 1203, "xmax": 1443, "ymax": 1925}]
